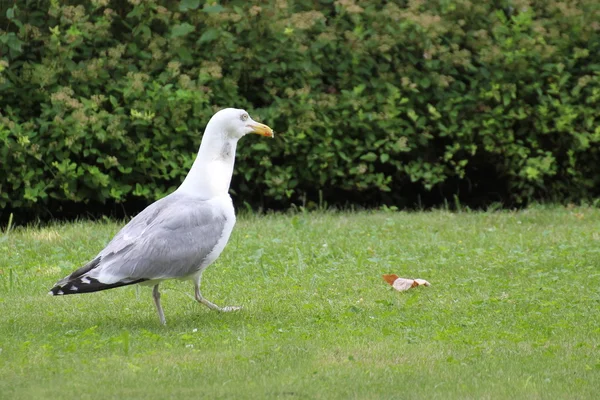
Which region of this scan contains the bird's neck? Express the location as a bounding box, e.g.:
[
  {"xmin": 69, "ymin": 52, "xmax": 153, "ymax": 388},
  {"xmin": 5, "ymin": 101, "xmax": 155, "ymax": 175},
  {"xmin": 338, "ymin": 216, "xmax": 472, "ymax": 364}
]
[{"xmin": 177, "ymin": 135, "xmax": 238, "ymax": 198}]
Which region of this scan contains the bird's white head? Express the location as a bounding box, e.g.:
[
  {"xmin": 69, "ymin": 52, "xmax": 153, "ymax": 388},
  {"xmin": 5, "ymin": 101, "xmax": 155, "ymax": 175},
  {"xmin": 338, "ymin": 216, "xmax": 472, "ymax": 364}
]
[
  {"xmin": 207, "ymin": 108, "xmax": 274, "ymax": 140},
  {"xmin": 178, "ymin": 108, "xmax": 273, "ymax": 197}
]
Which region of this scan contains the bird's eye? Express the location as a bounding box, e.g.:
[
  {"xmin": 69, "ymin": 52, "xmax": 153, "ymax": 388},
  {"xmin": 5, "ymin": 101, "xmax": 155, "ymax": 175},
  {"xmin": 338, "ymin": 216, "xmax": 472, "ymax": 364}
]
[{"xmin": 241, "ymin": 114, "xmax": 249, "ymax": 121}]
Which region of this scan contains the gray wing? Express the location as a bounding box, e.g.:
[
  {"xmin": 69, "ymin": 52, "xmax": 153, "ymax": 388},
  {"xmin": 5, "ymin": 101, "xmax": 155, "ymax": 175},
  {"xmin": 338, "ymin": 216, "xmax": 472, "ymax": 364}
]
[{"xmin": 93, "ymin": 192, "xmax": 228, "ymax": 282}]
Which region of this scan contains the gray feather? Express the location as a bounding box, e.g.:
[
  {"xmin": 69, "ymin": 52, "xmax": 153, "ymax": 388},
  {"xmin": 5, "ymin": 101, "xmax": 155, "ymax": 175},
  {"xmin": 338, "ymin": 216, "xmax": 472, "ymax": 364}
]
[{"xmin": 96, "ymin": 192, "xmax": 228, "ymax": 281}]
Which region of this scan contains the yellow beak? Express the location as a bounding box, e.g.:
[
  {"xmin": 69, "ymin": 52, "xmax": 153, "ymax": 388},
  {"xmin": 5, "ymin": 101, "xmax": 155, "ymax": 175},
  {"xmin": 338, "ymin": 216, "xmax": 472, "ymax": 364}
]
[{"xmin": 248, "ymin": 122, "xmax": 274, "ymax": 138}]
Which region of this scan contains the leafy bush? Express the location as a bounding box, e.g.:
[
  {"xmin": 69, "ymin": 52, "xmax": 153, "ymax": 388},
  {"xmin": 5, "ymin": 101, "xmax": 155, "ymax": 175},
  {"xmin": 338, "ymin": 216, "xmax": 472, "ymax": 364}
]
[{"xmin": 1, "ymin": 0, "xmax": 599, "ymax": 219}]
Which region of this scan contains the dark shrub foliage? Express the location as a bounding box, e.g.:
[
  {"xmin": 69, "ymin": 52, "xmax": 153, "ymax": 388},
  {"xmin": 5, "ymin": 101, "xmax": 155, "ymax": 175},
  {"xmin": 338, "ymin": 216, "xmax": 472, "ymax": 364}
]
[{"xmin": 1, "ymin": 0, "xmax": 599, "ymax": 219}]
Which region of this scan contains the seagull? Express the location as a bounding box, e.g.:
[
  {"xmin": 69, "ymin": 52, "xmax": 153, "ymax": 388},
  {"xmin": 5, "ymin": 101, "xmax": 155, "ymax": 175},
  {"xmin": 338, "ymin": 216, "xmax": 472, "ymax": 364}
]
[{"xmin": 49, "ymin": 108, "xmax": 273, "ymax": 325}]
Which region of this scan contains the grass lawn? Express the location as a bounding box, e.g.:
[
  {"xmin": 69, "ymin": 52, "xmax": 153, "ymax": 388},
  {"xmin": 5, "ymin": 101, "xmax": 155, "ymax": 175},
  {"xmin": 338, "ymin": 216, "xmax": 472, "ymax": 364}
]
[{"xmin": 1, "ymin": 207, "xmax": 599, "ymax": 399}]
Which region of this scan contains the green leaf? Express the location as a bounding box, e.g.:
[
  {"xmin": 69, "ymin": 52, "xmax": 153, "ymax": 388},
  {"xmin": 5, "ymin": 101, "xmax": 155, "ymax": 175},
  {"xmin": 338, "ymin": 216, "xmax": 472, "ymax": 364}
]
[
  {"xmin": 407, "ymin": 109, "xmax": 419, "ymax": 122},
  {"xmin": 4, "ymin": 33, "xmax": 23, "ymax": 52},
  {"xmin": 171, "ymin": 23, "xmax": 195, "ymax": 38},
  {"xmin": 197, "ymin": 28, "xmax": 220, "ymax": 44},
  {"xmin": 176, "ymin": 46, "xmax": 193, "ymax": 62},
  {"xmin": 179, "ymin": 0, "xmax": 200, "ymax": 11},
  {"xmin": 361, "ymin": 152, "xmax": 377, "ymax": 162},
  {"xmin": 427, "ymin": 104, "xmax": 441, "ymax": 120},
  {"xmin": 203, "ymin": 4, "xmax": 225, "ymax": 14},
  {"xmin": 353, "ymin": 84, "xmax": 366, "ymax": 95}
]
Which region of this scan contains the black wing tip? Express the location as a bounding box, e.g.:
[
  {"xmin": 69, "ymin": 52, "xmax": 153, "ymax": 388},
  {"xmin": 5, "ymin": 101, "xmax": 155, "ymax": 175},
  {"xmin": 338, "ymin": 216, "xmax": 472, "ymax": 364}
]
[
  {"xmin": 49, "ymin": 257, "xmax": 104, "ymax": 296},
  {"xmin": 48, "ymin": 283, "xmax": 78, "ymax": 296},
  {"xmin": 49, "ymin": 276, "xmax": 147, "ymax": 296},
  {"xmin": 48, "ymin": 287, "xmax": 63, "ymax": 296}
]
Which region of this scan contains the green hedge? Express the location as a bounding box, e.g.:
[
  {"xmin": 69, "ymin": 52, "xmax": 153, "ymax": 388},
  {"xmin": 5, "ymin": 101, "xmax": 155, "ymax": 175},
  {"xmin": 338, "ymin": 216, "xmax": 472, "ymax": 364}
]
[{"xmin": 1, "ymin": 0, "xmax": 600, "ymax": 218}]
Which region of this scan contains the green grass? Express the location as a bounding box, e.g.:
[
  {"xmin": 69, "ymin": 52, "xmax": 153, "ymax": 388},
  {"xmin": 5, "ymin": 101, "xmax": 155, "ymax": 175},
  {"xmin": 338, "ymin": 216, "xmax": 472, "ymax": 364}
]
[{"xmin": 1, "ymin": 207, "xmax": 599, "ymax": 399}]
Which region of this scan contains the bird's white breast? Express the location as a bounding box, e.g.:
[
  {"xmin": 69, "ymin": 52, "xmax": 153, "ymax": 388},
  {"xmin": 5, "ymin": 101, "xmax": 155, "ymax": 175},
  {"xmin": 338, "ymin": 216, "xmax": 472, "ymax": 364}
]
[{"xmin": 197, "ymin": 194, "xmax": 236, "ymax": 272}]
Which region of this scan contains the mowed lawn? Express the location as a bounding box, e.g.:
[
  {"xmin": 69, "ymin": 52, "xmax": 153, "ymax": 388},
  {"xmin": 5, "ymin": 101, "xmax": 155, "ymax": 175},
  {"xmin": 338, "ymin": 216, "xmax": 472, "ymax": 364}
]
[{"xmin": 1, "ymin": 207, "xmax": 599, "ymax": 399}]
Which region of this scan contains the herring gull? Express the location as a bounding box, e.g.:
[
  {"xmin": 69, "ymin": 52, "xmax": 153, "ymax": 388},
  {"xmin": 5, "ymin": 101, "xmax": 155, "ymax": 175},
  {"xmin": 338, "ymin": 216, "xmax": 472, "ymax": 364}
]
[{"xmin": 49, "ymin": 108, "xmax": 273, "ymax": 325}]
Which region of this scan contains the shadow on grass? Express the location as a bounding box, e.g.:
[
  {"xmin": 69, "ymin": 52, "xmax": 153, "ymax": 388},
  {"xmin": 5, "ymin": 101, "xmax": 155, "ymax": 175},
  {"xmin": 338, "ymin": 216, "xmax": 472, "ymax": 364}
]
[{"xmin": 35, "ymin": 293, "xmax": 273, "ymax": 334}]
